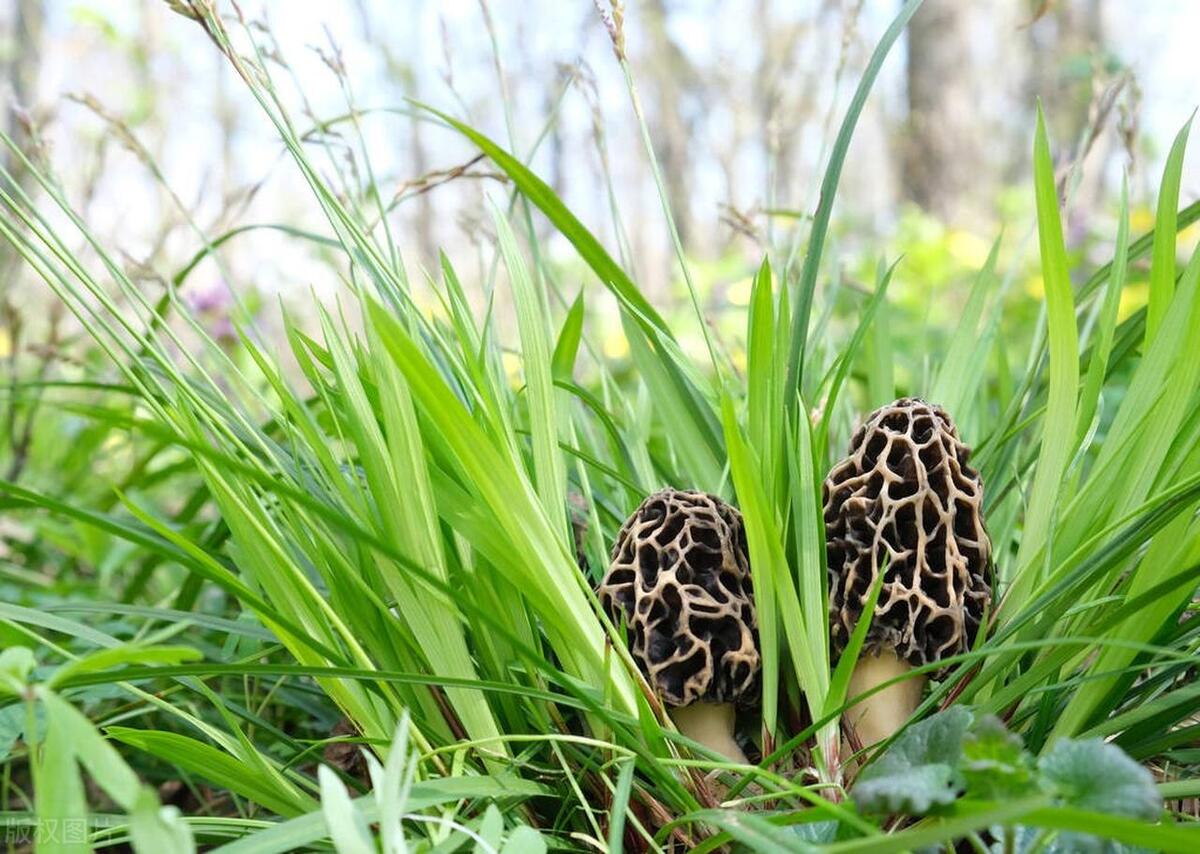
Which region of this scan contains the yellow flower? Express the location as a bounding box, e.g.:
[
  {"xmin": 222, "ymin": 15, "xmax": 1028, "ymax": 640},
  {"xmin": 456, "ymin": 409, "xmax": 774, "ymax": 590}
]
[
  {"xmin": 1024, "ymin": 274, "xmax": 1045, "ymax": 300},
  {"xmin": 1117, "ymin": 282, "xmax": 1149, "ymax": 322},
  {"xmin": 1179, "ymin": 221, "xmax": 1200, "ymax": 253},
  {"xmin": 1129, "ymin": 206, "xmax": 1155, "ymax": 234},
  {"xmin": 946, "ymin": 230, "xmax": 991, "ymax": 269},
  {"xmin": 501, "ymin": 351, "xmax": 522, "ymax": 386},
  {"xmin": 602, "ymin": 330, "xmax": 629, "ymax": 360},
  {"xmin": 726, "ymin": 277, "xmax": 753, "ymax": 307}
]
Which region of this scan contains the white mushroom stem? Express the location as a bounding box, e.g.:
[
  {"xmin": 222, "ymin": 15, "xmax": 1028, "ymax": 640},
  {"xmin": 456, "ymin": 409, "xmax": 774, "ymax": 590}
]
[
  {"xmin": 845, "ymin": 650, "xmax": 926, "ymax": 748},
  {"xmin": 670, "ymin": 702, "xmax": 747, "ymax": 764}
]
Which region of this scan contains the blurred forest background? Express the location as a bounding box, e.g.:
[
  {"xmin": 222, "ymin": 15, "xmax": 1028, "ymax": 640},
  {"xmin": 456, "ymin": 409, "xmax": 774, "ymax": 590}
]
[{"xmin": 1, "ymin": 0, "xmax": 1199, "ymax": 441}]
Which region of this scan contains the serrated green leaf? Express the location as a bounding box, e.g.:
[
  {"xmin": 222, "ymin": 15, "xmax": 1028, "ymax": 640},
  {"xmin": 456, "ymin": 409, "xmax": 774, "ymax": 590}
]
[
  {"xmin": 853, "ymin": 707, "xmax": 974, "ymax": 815},
  {"xmin": 1038, "ymin": 738, "xmax": 1161, "ymax": 820},
  {"xmin": 961, "ymin": 715, "xmax": 1036, "ymax": 801}
]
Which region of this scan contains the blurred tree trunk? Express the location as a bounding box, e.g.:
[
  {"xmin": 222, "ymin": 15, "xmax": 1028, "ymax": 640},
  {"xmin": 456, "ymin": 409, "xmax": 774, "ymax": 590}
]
[
  {"xmin": 1, "ymin": 0, "xmax": 46, "ymax": 483},
  {"xmin": 1, "ymin": 0, "xmax": 44, "ymax": 297},
  {"xmin": 1, "ymin": 0, "xmax": 42, "ymax": 156},
  {"xmin": 1025, "ymin": 0, "xmax": 1113, "ymax": 215},
  {"xmin": 1026, "ymin": 0, "xmax": 1106, "ymax": 140},
  {"xmin": 644, "ymin": 0, "xmax": 698, "ymax": 252},
  {"xmin": 902, "ymin": 0, "xmax": 990, "ymax": 225}
]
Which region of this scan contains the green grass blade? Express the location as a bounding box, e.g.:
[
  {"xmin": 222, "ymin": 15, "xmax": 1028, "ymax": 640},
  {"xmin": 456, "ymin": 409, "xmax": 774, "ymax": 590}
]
[
  {"xmin": 414, "ymin": 100, "xmax": 671, "ymax": 337},
  {"xmin": 1145, "ymin": 116, "xmax": 1193, "ymax": 344},
  {"xmin": 1074, "ymin": 176, "xmax": 1129, "ymax": 442},
  {"xmin": 106, "ymin": 728, "xmax": 317, "ymax": 817},
  {"xmin": 1008, "ymin": 105, "xmax": 1080, "ymax": 602}
]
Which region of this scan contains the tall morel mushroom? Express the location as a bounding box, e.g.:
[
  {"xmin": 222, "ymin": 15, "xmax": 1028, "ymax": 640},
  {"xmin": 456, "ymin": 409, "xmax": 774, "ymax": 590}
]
[
  {"xmin": 598, "ymin": 488, "xmax": 761, "ymax": 763},
  {"xmin": 823, "ymin": 398, "xmax": 991, "ymax": 747}
]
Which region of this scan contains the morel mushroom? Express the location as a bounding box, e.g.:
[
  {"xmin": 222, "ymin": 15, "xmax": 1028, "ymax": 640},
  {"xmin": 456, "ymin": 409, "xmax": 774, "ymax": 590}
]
[
  {"xmin": 824, "ymin": 398, "xmax": 991, "ymax": 747},
  {"xmin": 598, "ymin": 488, "xmax": 760, "ymax": 763}
]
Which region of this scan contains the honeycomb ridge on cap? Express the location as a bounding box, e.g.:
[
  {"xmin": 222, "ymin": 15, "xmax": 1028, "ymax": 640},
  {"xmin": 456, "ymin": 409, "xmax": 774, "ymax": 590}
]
[
  {"xmin": 599, "ymin": 489, "xmax": 761, "ymax": 707},
  {"xmin": 823, "ymin": 398, "xmax": 992, "ymax": 668}
]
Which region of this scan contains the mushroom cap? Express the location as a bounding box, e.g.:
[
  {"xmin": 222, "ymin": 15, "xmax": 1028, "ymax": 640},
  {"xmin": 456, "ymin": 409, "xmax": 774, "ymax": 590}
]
[
  {"xmin": 598, "ymin": 488, "xmax": 761, "ymax": 708},
  {"xmin": 823, "ymin": 398, "xmax": 992, "ymax": 668}
]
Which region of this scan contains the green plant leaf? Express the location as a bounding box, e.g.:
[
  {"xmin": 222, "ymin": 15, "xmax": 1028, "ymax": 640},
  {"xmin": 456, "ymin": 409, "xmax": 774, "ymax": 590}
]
[
  {"xmin": 415, "ymin": 100, "xmax": 671, "ymax": 336},
  {"xmin": 0, "ymin": 646, "xmax": 35, "ymax": 695},
  {"xmin": 852, "ymin": 706, "xmax": 974, "ymax": 815},
  {"xmin": 317, "ymin": 765, "xmax": 375, "ymax": 854},
  {"xmin": 961, "ymin": 715, "xmax": 1036, "ymax": 801},
  {"xmin": 1145, "ymin": 116, "xmax": 1193, "ymax": 343},
  {"xmin": 39, "ymin": 689, "xmax": 141, "ymax": 811},
  {"xmin": 551, "ymin": 290, "xmax": 585, "ymax": 381},
  {"xmin": 500, "ymin": 826, "xmax": 548, "ymax": 854},
  {"xmin": 0, "ymin": 703, "xmax": 24, "ymax": 761},
  {"xmin": 1010, "ymin": 104, "xmax": 1079, "ymax": 600},
  {"xmin": 129, "ymin": 787, "xmax": 196, "ymax": 854},
  {"xmin": 1038, "ymin": 738, "xmax": 1162, "ymax": 820},
  {"xmin": 34, "ymin": 700, "xmax": 90, "ymax": 854},
  {"xmin": 106, "ymin": 727, "xmax": 317, "ymax": 817},
  {"xmin": 47, "ymin": 645, "xmax": 201, "ymax": 691}
]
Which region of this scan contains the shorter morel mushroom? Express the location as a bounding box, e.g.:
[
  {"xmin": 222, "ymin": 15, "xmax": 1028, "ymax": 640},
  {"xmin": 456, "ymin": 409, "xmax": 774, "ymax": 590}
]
[
  {"xmin": 598, "ymin": 488, "xmax": 760, "ymax": 763},
  {"xmin": 824, "ymin": 398, "xmax": 991, "ymax": 747}
]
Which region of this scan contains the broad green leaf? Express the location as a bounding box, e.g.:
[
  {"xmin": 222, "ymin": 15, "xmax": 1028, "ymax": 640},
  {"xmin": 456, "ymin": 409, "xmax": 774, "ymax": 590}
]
[
  {"xmin": 852, "ymin": 706, "xmax": 974, "ymax": 815},
  {"xmin": 34, "ymin": 698, "xmax": 90, "ymax": 854},
  {"xmin": 960, "ymin": 715, "xmax": 1036, "ymax": 801},
  {"xmin": 40, "ymin": 689, "xmax": 141, "ymax": 811},
  {"xmin": 475, "ymin": 805, "xmax": 504, "ymax": 853},
  {"xmin": 1038, "ymin": 738, "xmax": 1161, "ymax": 820},
  {"xmin": 0, "ymin": 703, "xmax": 24, "ymax": 761}
]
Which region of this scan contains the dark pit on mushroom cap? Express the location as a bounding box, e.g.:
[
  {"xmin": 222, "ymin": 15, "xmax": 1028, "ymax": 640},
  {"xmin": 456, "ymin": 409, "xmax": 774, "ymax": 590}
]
[
  {"xmin": 824, "ymin": 398, "xmax": 992, "ymax": 668},
  {"xmin": 598, "ymin": 488, "xmax": 761, "ymax": 707}
]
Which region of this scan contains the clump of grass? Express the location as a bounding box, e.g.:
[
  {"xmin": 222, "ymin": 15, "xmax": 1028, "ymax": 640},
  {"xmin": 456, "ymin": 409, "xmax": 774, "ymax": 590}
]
[{"xmin": 1, "ymin": 1, "xmax": 1199, "ymax": 851}]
